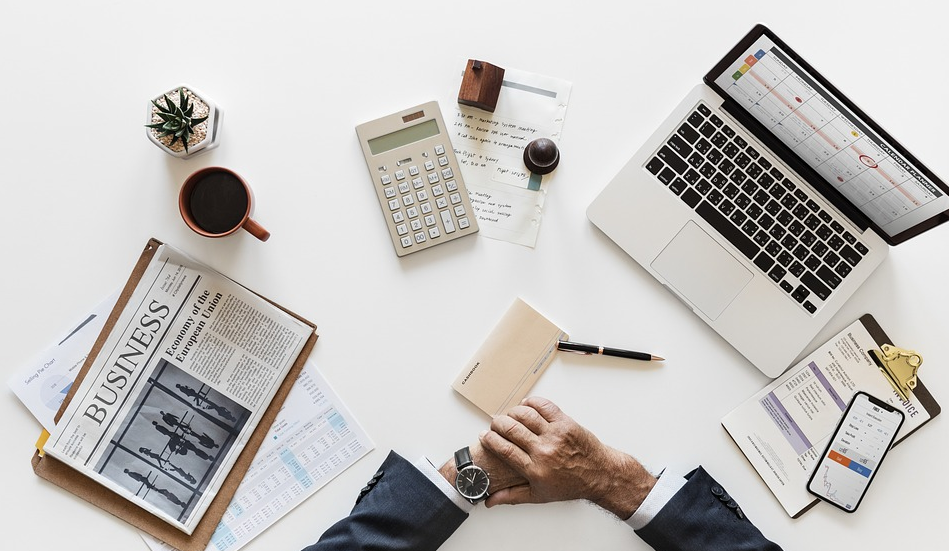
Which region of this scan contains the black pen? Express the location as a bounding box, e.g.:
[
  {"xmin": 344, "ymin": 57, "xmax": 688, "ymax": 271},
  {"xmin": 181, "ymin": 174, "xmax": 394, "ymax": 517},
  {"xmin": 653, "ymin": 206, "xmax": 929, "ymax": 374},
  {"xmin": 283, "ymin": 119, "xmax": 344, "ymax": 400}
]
[{"xmin": 556, "ymin": 340, "xmax": 664, "ymax": 362}]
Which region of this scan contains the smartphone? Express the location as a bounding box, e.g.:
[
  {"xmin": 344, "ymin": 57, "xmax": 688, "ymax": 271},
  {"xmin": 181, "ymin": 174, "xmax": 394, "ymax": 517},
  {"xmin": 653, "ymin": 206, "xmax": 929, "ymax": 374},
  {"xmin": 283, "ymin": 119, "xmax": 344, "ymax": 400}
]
[{"xmin": 807, "ymin": 391, "xmax": 904, "ymax": 512}]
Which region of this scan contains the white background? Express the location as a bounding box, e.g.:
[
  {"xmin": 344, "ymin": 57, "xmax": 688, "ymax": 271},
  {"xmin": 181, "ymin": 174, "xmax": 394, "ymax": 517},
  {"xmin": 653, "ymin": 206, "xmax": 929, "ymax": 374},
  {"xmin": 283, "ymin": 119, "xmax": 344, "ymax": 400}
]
[{"xmin": 2, "ymin": 1, "xmax": 947, "ymax": 550}]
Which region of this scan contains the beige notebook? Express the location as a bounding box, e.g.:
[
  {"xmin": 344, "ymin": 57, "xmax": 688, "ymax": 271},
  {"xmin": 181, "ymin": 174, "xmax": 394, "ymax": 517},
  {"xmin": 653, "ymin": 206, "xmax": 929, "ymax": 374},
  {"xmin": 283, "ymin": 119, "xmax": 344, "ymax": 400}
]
[{"xmin": 452, "ymin": 298, "xmax": 567, "ymax": 416}]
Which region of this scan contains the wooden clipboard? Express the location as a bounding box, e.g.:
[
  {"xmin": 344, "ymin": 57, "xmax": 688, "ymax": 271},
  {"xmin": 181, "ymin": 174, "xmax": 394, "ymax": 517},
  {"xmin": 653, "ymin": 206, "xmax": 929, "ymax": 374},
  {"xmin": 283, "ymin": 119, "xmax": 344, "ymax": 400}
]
[
  {"xmin": 790, "ymin": 314, "xmax": 938, "ymax": 518},
  {"xmin": 31, "ymin": 238, "xmax": 318, "ymax": 551}
]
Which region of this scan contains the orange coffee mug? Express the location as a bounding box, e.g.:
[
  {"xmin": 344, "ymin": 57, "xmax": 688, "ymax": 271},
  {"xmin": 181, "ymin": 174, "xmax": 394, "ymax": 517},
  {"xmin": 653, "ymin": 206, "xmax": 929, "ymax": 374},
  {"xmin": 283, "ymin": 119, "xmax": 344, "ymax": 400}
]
[{"xmin": 179, "ymin": 167, "xmax": 270, "ymax": 242}]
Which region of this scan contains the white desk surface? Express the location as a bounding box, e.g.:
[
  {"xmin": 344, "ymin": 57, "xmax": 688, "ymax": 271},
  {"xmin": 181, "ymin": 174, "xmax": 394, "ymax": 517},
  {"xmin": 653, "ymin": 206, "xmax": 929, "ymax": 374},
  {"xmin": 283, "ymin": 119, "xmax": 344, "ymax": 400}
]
[{"xmin": 3, "ymin": 2, "xmax": 947, "ymax": 550}]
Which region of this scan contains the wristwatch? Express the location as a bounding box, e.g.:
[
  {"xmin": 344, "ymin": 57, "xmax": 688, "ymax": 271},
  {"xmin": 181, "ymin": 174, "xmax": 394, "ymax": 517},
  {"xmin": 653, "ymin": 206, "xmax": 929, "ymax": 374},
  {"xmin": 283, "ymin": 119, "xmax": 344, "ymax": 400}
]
[{"xmin": 453, "ymin": 446, "xmax": 490, "ymax": 503}]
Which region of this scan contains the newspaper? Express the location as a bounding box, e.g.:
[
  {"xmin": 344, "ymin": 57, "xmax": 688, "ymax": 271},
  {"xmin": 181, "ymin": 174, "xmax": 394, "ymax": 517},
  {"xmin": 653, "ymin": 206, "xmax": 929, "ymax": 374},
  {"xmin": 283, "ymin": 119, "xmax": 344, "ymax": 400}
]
[{"xmin": 42, "ymin": 243, "xmax": 314, "ymax": 535}]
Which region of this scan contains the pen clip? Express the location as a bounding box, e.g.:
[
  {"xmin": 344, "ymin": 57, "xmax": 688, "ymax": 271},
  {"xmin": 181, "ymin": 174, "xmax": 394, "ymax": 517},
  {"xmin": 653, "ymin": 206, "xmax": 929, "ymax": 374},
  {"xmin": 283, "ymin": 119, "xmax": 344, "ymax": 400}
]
[{"xmin": 560, "ymin": 348, "xmax": 594, "ymax": 356}]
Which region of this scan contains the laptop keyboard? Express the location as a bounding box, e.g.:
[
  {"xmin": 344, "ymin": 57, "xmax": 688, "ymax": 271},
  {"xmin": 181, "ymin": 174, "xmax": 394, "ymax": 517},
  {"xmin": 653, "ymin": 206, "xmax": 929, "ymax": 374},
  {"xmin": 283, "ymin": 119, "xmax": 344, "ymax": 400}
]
[{"xmin": 645, "ymin": 102, "xmax": 869, "ymax": 315}]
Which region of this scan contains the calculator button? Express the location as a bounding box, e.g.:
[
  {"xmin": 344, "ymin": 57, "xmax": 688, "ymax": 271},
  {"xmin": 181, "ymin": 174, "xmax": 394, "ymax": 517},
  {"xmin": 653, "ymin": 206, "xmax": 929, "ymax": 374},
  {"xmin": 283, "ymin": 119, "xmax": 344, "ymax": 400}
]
[
  {"xmin": 412, "ymin": 177, "xmax": 424, "ymax": 189},
  {"xmin": 395, "ymin": 169, "xmax": 406, "ymax": 180},
  {"xmin": 449, "ymin": 193, "xmax": 462, "ymax": 205},
  {"xmin": 409, "ymin": 165, "xmax": 419, "ymax": 176},
  {"xmin": 388, "ymin": 199, "xmax": 400, "ymax": 211},
  {"xmin": 420, "ymin": 202, "xmax": 432, "ymax": 214},
  {"xmin": 441, "ymin": 210, "xmax": 456, "ymax": 233},
  {"xmin": 392, "ymin": 212, "xmax": 405, "ymax": 224},
  {"xmin": 438, "ymin": 156, "xmax": 449, "ymax": 167},
  {"xmin": 414, "ymin": 231, "xmax": 427, "ymax": 244},
  {"xmin": 398, "ymin": 181, "xmax": 410, "ymax": 194},
  {"xmin": 429, "ymin": 227, "xmax": 441, "ymax": 239},
  {"xmin": 406, "ymin": 206, "xmax": 419, "ymax": 218},
  {"xmin": 445, "ymin": 180, "xmax": 458, "ymax": 192},
  {"xmin": 416, "ymin": 190, "xmax": 429, "ymax": 201},
  {"xmin": 454, "ymin": 205, "xmax": 466, "ymax": 216},
  {"xmin": 424, "ymin": 214, "xmax": 437, "ymax": 227},
  {"xmin": 441, "ymin": 167, "xmax": 454, "ymax": 179},
  {"xmin": 458, "ymin": 217, "xmax": 470, "ymax": 229},
  {"xmin": 400, "ymin": 236, "xmax": 412, "ymax": 248},
  {"xmin": 435, "ymin": 144, "xmax": 446, "ymax": 155},
  {"xmin": 411, "ymin": 219, "xmax": 423, "ymax": 231},
  {"xmin": 402, "ymin": 194, "xmax": 415, "ymax": 206},
  {"xmin": 431, "ymin": 184, "xmax": 444, "ymax": 196},
  {"xmin": 424, "ymin": 160, "xmax": 436, "ymax": 171},
  {"xmin": 381, "ymin": 174, "xmax": 392, "ymax": 185},
  {"xmin": 436, "ymin": 197, "xmax": 448, "ymax": 209},
  {"xmin": 396, "ymin": 223, "xmax": 408, "ymax": 236},
  {"xmin": 428, "ymin": 173, "xmax": 440, "ymax": 184},
  {"xmin": 384, "ymin": 186, "xmax": 396, "ymax": 198}
]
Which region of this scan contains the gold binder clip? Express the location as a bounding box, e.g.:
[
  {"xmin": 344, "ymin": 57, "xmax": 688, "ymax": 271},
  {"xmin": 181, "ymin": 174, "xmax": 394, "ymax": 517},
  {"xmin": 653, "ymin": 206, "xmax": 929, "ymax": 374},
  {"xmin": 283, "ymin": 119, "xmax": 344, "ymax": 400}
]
[{"xmin": 870, "ymin": 344, "xmax": 922, "ymax": 401}]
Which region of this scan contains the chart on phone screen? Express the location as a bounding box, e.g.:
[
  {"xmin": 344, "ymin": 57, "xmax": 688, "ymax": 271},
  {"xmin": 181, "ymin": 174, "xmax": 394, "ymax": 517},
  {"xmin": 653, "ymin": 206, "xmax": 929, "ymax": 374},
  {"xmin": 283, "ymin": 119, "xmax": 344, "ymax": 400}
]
[{"xmin": 817, "ymin": 399, "xmax": 899, "ymax": 508}]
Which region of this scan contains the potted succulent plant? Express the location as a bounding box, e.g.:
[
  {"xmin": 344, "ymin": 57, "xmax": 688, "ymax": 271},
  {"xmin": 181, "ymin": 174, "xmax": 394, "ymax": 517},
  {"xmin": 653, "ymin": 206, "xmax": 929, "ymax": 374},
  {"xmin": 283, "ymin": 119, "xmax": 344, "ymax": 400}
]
[{"xmin": 145, "ymin": 85, "xmax": 221, "ymax": 158}]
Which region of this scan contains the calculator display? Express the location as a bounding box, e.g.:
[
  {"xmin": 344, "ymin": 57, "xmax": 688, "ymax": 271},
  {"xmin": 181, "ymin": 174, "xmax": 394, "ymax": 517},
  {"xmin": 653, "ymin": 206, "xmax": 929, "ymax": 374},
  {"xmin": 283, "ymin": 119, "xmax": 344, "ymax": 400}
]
[{"xmin": 368, "ymin": 119, "xmax": 440, "ymax": 155}]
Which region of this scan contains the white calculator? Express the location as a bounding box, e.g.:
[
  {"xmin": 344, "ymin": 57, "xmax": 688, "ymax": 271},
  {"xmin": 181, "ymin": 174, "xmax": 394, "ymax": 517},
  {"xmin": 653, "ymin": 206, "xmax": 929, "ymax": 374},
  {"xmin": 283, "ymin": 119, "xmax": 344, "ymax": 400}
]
[{"xmin": 356, "ymin": 101, "xmax": 479, "ymax": 256}]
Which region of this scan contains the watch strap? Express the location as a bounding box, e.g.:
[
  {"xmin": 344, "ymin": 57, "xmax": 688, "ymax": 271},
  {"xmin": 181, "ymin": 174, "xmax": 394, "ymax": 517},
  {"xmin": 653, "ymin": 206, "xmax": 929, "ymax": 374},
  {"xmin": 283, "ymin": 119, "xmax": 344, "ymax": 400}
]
[{"xmin": 453, "ymin": 446, "xmax": 474, "ymax": 470}]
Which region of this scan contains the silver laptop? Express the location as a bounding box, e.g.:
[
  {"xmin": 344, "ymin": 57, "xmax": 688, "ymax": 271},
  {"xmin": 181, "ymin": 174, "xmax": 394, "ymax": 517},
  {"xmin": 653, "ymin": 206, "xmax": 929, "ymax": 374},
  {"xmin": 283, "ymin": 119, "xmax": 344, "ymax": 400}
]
[{"xmin": 588, "ymin": 24, "xmax": 949, "ymax": 377}]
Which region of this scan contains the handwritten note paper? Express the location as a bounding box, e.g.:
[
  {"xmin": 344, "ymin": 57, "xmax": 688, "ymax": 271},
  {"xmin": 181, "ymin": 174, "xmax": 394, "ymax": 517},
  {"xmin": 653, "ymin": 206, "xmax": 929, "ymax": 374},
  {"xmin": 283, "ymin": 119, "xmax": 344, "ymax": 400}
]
[{"xmin": 447, "ymin": 66, "xmax": 572, "ymax": 247}]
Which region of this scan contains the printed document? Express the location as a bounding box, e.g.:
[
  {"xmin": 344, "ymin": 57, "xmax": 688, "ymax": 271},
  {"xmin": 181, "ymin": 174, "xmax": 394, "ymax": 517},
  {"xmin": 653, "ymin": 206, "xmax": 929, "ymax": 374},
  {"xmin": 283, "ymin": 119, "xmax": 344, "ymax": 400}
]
[{"xmin": 9, "ymin": 290, "xmax": 119, "ymax": 431}]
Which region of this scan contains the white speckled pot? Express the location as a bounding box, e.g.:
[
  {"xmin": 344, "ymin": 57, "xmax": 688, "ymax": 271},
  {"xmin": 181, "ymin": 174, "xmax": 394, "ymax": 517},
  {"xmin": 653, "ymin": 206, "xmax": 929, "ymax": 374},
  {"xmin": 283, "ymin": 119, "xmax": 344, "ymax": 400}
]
[{"xmin": 145, "ymin": 84, "xmax": 222, "ymax": 159}]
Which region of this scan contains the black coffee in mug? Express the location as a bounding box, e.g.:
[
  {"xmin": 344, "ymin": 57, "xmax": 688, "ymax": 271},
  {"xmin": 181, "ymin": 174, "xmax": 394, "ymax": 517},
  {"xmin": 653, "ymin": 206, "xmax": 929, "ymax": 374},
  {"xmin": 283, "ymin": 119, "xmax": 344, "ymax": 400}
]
[
  {"xmin": 179, "ymin": 166, "xmax": 270, "ymax": 241},
  {"xmin": 188, "ymin": 171, "xmax": 249, "ymax": 234}
]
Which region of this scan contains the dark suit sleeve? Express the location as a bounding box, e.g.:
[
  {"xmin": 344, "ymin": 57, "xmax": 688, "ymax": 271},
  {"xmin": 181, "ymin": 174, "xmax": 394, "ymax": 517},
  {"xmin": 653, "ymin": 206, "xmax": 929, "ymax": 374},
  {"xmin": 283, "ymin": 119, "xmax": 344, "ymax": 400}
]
[
  {"xmin": 634, "ymin": 467, "xmax": 783, "ymax": 551},
  {"xmin": 303, "ymin": 451, "xmax": 467, "ymax": 551}
]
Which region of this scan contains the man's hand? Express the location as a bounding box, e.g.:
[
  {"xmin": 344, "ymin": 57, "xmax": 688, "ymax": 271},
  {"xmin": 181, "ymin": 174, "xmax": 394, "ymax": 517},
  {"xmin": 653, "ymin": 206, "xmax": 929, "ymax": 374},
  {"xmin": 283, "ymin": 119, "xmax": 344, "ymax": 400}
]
[
  {"xmin": 438, "ymin": 441, "xmax": 525, "ymax": 496},
  {"xmin": 479, "ymin": 396, "xmax": 657, "ymax": 519}
]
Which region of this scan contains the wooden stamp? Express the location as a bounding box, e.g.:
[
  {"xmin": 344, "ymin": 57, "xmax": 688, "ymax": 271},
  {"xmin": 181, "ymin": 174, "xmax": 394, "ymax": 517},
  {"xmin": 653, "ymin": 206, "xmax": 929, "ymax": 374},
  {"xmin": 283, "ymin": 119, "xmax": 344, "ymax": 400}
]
[{"xmin": 458, "ymin": 59, "xmax": 505, "ymax": 113}]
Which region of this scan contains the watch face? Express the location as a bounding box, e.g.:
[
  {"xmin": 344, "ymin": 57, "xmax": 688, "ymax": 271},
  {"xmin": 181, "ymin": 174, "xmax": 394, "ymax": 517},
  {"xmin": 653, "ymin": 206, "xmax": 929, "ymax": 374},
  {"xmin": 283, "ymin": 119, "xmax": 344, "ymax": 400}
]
[{"xmin": 455, "ymin": 465, "xmax": 489, "ymax": 500}]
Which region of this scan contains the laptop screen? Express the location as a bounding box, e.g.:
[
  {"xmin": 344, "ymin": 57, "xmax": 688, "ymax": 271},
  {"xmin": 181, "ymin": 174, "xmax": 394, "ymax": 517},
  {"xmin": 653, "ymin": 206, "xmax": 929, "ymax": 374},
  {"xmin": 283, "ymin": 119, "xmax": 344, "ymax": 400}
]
[{"xmin": 704, "ymin": 25, "xmax": 949, "ymax": 245}]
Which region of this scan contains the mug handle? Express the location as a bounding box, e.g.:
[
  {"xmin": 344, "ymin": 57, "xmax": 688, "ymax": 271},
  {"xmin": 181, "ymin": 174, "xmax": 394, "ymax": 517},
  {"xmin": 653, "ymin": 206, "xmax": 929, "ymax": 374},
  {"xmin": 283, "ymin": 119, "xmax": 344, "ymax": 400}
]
[{"xmin": 242, "ymin": 217, "xmax": 271, "ymax": 242}]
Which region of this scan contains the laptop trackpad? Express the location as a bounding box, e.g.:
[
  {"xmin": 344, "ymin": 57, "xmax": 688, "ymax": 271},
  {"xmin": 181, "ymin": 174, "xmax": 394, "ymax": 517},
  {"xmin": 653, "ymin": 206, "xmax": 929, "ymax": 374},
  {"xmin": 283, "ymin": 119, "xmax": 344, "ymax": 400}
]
[{"xmin": 651, "ymin": 221, "xmax": 753, "ymax": 320}]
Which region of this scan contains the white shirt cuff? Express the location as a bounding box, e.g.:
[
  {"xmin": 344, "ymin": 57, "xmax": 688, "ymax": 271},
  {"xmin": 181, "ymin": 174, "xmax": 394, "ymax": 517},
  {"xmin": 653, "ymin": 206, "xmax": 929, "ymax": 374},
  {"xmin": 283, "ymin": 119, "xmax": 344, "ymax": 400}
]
[
  {"xmin": 625, "ymin": 467, "xmax": 687, "ymax": 530},
  {"xmin": 415, "ymin": 456, "xmax": 475, "ymax": 514}
]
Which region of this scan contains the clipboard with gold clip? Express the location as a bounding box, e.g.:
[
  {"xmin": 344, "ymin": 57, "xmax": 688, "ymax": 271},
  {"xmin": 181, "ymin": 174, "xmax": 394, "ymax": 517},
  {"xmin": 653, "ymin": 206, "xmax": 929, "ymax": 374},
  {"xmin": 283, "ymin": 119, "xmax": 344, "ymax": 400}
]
[{"xmin": 870, "ymin": 343, "xmax": 922, "ymax": 402}]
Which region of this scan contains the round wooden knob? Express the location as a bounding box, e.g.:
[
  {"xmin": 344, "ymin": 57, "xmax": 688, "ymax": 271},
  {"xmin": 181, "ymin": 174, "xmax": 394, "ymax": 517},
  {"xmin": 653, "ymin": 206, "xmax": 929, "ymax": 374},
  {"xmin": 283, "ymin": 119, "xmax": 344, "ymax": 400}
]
[{"xmin": 523, "ymin": 138, "xmax": 560, "ymax": 175}]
